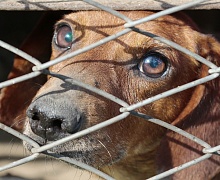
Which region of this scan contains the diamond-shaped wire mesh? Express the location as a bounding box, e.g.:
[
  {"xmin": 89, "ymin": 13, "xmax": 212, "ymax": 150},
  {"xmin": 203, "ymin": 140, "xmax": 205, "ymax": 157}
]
[{"xmin": 0, "ymin": 0, "xmax": 220, "ymax": 180}]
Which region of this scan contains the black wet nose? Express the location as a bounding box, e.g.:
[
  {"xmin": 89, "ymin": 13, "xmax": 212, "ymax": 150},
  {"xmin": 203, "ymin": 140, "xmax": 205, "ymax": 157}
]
[{"xmin": 26, "ymin": 95, "xmax": 83, "ymax": 141}]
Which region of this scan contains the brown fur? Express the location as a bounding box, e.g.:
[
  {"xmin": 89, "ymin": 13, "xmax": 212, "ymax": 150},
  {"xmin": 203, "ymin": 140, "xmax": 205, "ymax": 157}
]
[{"xmin": 0, "ymin": 11, "xmax": 220, "ymax": 180}]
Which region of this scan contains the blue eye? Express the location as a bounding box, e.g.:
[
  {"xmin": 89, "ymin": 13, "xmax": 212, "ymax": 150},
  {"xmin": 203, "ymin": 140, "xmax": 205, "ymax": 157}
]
[
  {"xmin": 64, "ymin": 32, "xmax": 73, "ymax": 43},
  {"xmin": 55, "ymin": 24, "xmax": 73, "ymax": 48},
  {"xmin": 139, "ymin": 53, "xmax": 168, "ymax": 78}
]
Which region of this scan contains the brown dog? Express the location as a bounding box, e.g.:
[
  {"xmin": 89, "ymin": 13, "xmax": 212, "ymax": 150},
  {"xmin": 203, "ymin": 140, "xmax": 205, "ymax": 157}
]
[{"xmin": 0, "ymin": 11, "xmax": 220, "ymax": 180}]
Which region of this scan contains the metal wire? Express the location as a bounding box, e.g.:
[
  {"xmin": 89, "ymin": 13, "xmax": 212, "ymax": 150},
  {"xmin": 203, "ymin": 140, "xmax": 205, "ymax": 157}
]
[
  {"xmin": 130, "ymin": 111, "xmax": 211, "ymax": 149},
  {"xmin": 148, "ymin": 154, "xmax": 212, "ymax": 180},
  {"xmin": 0, "ymin": 40, "xmax": 41, "ymax": 66},
  {"xmin": 0, "ymin": 0, "xmax": 219, "ymax": 179},
  {"xmin": 120, "ymin": 73, "xmax": 219, "ymax": 113},
  {"xmin": 82, "ymin": 0, "xmax": 133, "ymax": 22},
  {"xmin": 44, "ymin": 151, "xmax": 115, "ymax": 180},
  {"xmin": 124, "ymin": 0, "xmax": 209, "ymax": 28},
  {"xmin": 31, "ymin": 112, "xmax": 130, "ymax": 153}
]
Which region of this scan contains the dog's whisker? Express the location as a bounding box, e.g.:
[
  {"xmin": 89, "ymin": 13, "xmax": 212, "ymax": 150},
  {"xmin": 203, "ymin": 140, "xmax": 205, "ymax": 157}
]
[
  {"xmin": 33, "ymin": 82, "xmax": 44, "ymax": 88},
  {"xmin": 96, "ymin": 139, "xmax": 115, "ymax": 177},
  {"xmin": 97, "ymin": 139, "xmax": 113, "ymax": 163},
  {"xmin": 7, "ymin": 139, "xmax": 15, "ymax": 160},
  {"xmin": 10, "ymin": 118, "xmax": 25, "ymax": 128}
]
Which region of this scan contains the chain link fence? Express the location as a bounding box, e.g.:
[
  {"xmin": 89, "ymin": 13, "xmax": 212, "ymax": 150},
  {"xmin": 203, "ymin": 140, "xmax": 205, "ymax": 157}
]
[{"xmin": 0, "ymin": 0, "xmax": 220, "ymax": 179}]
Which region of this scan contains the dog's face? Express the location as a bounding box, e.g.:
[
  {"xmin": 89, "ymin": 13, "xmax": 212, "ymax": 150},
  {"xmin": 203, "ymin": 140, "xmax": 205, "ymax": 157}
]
[{"xmin": 23, "ymin": 11, "xmax": 216, "ymax": 178}]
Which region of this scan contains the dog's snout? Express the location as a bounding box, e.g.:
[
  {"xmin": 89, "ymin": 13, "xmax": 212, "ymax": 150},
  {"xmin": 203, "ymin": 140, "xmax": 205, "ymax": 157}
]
[{"xmin": 26, "ymin": 95, "xmax": 83, "ymax": 141}]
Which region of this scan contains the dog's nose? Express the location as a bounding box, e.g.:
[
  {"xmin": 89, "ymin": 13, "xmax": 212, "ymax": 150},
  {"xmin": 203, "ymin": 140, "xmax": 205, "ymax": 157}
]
[{"xmin": 26, "ymin": 95, "xmax": 83, "ymax": 141}]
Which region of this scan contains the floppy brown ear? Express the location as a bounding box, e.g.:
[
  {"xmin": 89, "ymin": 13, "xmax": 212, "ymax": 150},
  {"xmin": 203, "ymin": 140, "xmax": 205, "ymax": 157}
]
[
  {"xmin": 173, "ymin": 35, "xmax": 220, "ymax": 124},
  {"xmin": 157, "ymin": 35, "xmax": 220, "ymax": 179},
  {"xmin": 0, "ymin": 12, "xmax": 65, "ymax": 131}
]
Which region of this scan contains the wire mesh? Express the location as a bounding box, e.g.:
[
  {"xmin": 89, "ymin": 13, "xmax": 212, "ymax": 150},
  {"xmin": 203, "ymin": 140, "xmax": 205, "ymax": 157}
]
[{"xmin": 0, "ymin": 0, "xmax": 220, "ymax": 179}]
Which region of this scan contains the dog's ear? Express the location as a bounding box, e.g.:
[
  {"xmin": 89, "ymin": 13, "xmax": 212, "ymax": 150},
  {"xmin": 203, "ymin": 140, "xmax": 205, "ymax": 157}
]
[
  {"xmin": 157, "ymin": 35, "xmax": 220, "ymax": 179},
  {"xmin": 0, "ymin": 12, "xmax": 65, "ymax": 131},
  {"xmin": 173, "ymin": 34, "xmax": 220, "ymax": 124}
]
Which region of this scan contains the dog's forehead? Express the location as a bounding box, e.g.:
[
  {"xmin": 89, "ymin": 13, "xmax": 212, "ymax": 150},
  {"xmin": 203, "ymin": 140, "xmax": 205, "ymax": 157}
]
[
  {"xmin": 62, "ymin": 11, "xmax": 188, "ymax": 27},
  {"xmin": 59, "ymin": 11, "xmax": 198, "ymax": 49},
  {"xmin": 51, "ymin": 10, "xmax": 200, "ymax": 69}
]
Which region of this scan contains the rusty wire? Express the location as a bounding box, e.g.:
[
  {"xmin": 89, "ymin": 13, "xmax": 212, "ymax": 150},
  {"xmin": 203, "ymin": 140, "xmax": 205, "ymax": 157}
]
[{"xmin": 0, "ymin": 0, "xmax": 220, "ymax": 179}]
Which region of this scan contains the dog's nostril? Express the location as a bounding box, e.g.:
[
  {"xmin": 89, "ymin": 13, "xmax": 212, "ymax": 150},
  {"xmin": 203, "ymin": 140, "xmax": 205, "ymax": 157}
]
[
  {"xmin": 32, "ymin": 112, "xmax": 40, "ymax": 121},
  {"xmin": 52, "ymin": 119, "xmax": 62, "ymax": 130}
]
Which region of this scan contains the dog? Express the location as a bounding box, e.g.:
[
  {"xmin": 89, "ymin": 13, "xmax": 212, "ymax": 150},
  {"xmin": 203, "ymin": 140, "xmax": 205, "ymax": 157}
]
[{"xmin": 0, "ymin": 10, "xmax": 220, "ymax": 180}]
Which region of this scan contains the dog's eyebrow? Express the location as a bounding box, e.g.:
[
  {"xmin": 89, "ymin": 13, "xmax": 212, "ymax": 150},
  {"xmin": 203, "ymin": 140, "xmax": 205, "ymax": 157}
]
[{"xmin": 132, "ymin": 40, "xmax": 174, "ymax": 57}]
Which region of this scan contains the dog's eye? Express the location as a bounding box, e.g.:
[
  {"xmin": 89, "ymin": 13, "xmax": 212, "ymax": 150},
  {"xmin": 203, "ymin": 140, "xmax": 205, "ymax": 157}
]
[
  {"xmin": 55, "ymin": 25, "xmax": 73, "ymax": 48},
  {"xmin": 139, "ymin": 53, "xmax": 168, "ymax": 78}
]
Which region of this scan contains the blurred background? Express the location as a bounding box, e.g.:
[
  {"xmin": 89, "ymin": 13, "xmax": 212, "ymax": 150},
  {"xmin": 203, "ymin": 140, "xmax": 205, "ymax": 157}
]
[{"xmin": 0, "ymin": 11, "xmax": 42, "ymax": 82}]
